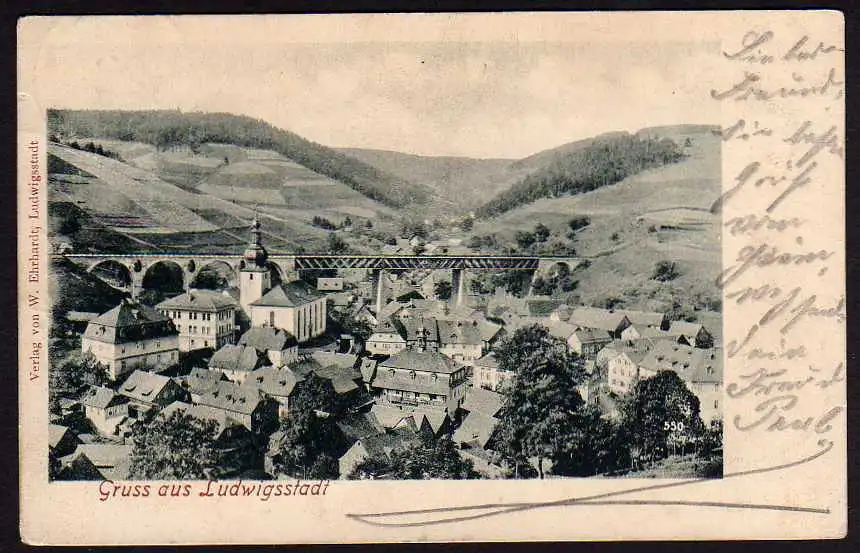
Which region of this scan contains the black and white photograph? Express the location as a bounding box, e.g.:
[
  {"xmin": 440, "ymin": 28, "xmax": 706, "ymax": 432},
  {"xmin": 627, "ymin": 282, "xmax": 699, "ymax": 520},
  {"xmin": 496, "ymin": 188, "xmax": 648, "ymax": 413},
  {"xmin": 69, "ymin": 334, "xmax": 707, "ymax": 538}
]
[{"xmin": 42, "ymin": 34, "xmax": 725, "ymax": 483}]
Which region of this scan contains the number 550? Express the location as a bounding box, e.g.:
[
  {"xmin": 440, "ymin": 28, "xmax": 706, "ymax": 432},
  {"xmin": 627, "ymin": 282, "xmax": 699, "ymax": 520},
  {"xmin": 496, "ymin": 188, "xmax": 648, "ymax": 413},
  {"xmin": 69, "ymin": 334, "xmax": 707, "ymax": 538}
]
[{"xmin": 664, "ymin": 421, "xmax": 685, "ymax": 432}]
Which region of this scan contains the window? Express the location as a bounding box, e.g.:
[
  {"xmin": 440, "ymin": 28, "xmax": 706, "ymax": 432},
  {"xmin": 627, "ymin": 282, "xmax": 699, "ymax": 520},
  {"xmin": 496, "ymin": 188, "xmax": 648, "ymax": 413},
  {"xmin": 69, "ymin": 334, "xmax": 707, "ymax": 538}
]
[
  {"xmin": 714, "ymin": 400, "xmax": 719, "ymax": 408},
  {"xmin": 249, "ymin": 274, "xmax": 254, "ymax": 280},
  {"xmin": 269, "ymin": 311, "xmax": 275, "ymax": 327},
  {"xmin": 204, "ymin": 340, "xmax": 209, "ymax": 348},
  {"xmin": 410, "ymin": 371, "xmax": 416, "ymax": 380}
]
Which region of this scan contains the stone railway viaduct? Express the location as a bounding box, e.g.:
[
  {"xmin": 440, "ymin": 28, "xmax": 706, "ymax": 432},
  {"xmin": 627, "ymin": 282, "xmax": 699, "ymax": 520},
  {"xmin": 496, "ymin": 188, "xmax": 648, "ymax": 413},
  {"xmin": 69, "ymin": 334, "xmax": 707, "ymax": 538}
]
[{"xmin": 64, "ymin": 253, "xmax": 581, "ymax": 312}]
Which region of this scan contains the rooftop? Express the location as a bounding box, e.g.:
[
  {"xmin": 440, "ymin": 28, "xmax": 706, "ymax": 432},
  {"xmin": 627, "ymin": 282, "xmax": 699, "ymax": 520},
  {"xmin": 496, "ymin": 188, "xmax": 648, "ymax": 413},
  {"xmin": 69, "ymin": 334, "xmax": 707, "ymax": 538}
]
[
  {"xmin": 238, "ymin": 326, "xmax": 298, "ymax": 352},
  {"xmin": 638, "ymin": 341, "xmax": 723, "ymax": 384},
  {"xmin": 197, "ymin": 380, "xmax": 265, "ymax": 416},
  {"xmin": 249, "ymin": 280, "xmax": 324, "ymax": 308},
  {"xmin": 209, "ymin": 344, "xmax": 267, "ymax": 374},
  {"xmin": 117, "ymin": 370, "xmax": 175, "ymax": 404},
  {"xmin": 156, "ymin": 289, "xmax": 238, "ymax": 312},
  {"xmin": 381, "ymin": 350, "xmax": 463, "ymax": 375},
  {"xmin": 83, "ymin": 299, "xmax": 177, "ymax": 344},
  {"xmin": 242, "ymin": 365, "xmax": 300, "ymax": 398},
  {"xmin": 568, "ymin": 306, "xmax": 630, "ymax": 332},
  {"xmin": 462, "ymin": 387, "xmax": 504, "ymax": 418},
  {"xmin": 79, "ymin": 385, "xmax": 125, "ymax": 409}
]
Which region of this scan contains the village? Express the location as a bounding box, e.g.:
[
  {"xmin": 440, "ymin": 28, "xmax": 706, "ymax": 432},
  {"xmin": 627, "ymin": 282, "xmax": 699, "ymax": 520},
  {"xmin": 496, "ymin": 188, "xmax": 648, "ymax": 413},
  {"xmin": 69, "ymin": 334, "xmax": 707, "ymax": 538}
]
[{"xmin": 49, "ymin": 215, "xmax": 723, "ymax": 481}]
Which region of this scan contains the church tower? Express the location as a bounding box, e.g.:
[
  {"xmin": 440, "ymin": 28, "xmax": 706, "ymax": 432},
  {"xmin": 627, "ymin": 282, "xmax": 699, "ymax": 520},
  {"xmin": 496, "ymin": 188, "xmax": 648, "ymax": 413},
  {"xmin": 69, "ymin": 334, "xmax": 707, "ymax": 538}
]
[{"xmin": 239, "ymin": 212, "xmax": 271, "ymax": 317}]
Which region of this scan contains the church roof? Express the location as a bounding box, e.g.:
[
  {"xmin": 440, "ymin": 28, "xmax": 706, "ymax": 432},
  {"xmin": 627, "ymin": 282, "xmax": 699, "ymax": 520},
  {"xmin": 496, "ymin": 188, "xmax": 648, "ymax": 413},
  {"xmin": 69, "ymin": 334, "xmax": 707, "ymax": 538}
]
[{"xmin": 249, "ymin": 280, "xmax": 324, "ymax": 308}]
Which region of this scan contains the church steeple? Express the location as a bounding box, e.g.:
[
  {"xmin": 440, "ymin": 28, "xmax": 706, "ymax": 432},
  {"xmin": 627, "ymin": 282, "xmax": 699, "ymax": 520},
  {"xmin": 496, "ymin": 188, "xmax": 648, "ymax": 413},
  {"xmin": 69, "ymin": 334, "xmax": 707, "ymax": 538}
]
[{"xmin": 243, "ymin": 209, "xmax": 268, "ymax": 268}]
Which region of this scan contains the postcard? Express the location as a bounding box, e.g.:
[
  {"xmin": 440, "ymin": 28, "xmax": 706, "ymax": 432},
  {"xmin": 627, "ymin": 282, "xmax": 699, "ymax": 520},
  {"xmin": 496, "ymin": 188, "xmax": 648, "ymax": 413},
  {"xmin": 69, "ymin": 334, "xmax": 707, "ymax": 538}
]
[{"xmin": 18, "ymin": 11, "xmax": 845, "ymax": 543}]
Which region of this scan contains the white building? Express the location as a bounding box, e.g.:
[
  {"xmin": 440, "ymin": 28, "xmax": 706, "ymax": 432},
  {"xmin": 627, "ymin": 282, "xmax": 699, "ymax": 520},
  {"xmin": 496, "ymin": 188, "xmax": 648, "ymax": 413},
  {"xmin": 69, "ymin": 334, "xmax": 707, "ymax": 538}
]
[
  {"xmin": 157, "ymin": 289, "xmax": 238, "ymax": 352},
  {"xmin": 81, "ymin": 299, "xmax": 179, "ymax": 381},
  {"xmin": 249, "ymin": 281, "xmax": 327, "ymax": 343}
]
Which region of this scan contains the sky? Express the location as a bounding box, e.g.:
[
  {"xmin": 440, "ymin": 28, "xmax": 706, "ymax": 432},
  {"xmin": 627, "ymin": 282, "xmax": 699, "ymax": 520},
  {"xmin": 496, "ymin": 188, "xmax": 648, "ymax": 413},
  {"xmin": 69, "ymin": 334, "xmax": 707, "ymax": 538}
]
[{"xmin": 25, "ymin": 17, "xmax": 720, "ymax": 159}]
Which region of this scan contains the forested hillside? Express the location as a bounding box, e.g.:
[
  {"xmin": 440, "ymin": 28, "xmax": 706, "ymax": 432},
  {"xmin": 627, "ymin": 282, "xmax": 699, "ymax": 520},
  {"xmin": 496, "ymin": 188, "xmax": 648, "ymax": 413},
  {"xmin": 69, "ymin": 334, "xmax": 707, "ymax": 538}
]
[
  {"xmin": 48, "ymin": 109, "xmax": 433, "ymax": 209},
  {"xmin": 477, "ymin": 134, "xmax": 686, "ymax": 217}
]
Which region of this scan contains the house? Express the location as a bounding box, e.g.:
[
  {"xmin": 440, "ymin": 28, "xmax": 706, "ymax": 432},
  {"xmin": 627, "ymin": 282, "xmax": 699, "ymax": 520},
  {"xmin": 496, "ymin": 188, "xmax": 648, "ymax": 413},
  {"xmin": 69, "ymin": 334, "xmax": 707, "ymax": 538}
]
[
  {"xmin": 615, "ymin": 309, "xmax": 669, "ymax": 331},
  {"xmin": 54, "ymin": 451, "xmax": 103, "ymax": 481},
  {"xmin": 567, "ymin": 329, "xmax": 613, "ymax": 358},
  {"xmin": 208, "ymin": 344, "xmax": 268, "ymax": 385},
  {"xmin": 462, "ymin": 387, "xmax": 504, "ymax": 419},
  {"xmin": 160, "ymin": 401, "xmax": 261, "ymax": 477},
  {"xmin": 453, "ymin": 411, "xmax": 499, "ymax": 451},
  {"xmin": 437, "ymin": 319, "xmax": 503, "ymax": 365},
  {"xmin": 195, "ymin": 380, "xmax": 279, "ymax": 433},
  {"xmin": 67, "ymin": 443, "xmax": 132, "ymax": 480},
  {"xmin": 241, "ymin": 365, "xmax": 300, "ymax": 418},
  {"xmin": 667, "ymin": 321, "xmax": 715, "ymax": 349},
  {"xmin": 351, "ymin": 302, "xmax": 378, "ymax": 326},
  {"xmin": 620, "ymin": 324, "xmax": 672, "ymax": 342},
  {"xmin": 637, "ymin": 341, "xmax": 723, "ymax": 423},
  {"xmin": 79, "ymin": 385, "xmax": 129, "ymax": 435},
  {"xmin": 606, "ymin": 346, "xmax": 651, "ymax": 396},
  {"xmin": 567, "ymin": 307, "xmax": 631, "ymax": 338},
  {"xmin": 317, "ymin": 277, "xmax": 344, "ymax": 291},
  {"xmin": 358, "ymin": 358, "xmax": 378, "ymax": 390},
  {"xmin": 369, "ymin": 404, "xmax": 422, "ymax": 432},
  {"xmin": 311, "ymin": 352, "xmax": 362, "ymax": 401},
  {"xmin": 81, "ymin": 299, "xmax": 179, "ymax": 380},
  {"xmin": 338, "ymin": 427, "xmax": 420, "ymax": 479},
  {"xmin": 366, "ymin": 318, "xmax": 407, "ymax": 356},
  {"xmin": 472, "ymin": 353, "xmax": 514, "ymax": 392},
  {"xmin": 401, "ymin": 317, "xmax": 441, "ymax": 352},
  {"xmin": 156, "ymin": 289, "xmax": 238, "ymax": 352},
  {"xmin": 49, "ymin": 423, "xmax": 81, "ymax": 458},
  {"xmin": 117, "ymin": 370, "xmax": 187, "ymax": 414},
  {"xmin": 248, "ymin": 280, "xmax": 327, "ymax": 343},
  {"xmin": 237, "ymin": 326, "xmax": 299, "ymax": 367},
  {"xmin": 372, "ymin": 350, "xmax": 468, "ymax": 414}
]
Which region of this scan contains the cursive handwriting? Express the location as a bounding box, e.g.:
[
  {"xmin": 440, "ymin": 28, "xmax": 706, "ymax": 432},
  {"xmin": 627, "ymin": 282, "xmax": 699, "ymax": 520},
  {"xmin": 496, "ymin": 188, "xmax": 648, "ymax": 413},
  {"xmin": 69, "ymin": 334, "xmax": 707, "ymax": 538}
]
[
  {"xmin": 718, "ymin": 244, "xmax": 833, "ymax": 289},
  {"xmin": 717, "ymin": 118, "xmax": 773, "ymax": 141},
  {"xmin": 727, "ymin": 363, "xmax": 845, "ymax": 399},
  {"xmin": 710, "ymin": 159, "xmax": 818, "ymax": 215},
  {"xmin": 711, "ymin": 68, "xmax": 843, "ymax": 102},
  {"xmin": 723, "ymin": 30, "xmax": 842, "ymax": 64},
  {"xmin": 784, "ymin": 120, "xmax": 843, "ymax": 166},
  {"xmin": 734, "ymin": 395, "xmax": 843, "ymax": 433},
  {"xmin": 724, "ymin": 213, "xmax": 804, "ymax": 236}
]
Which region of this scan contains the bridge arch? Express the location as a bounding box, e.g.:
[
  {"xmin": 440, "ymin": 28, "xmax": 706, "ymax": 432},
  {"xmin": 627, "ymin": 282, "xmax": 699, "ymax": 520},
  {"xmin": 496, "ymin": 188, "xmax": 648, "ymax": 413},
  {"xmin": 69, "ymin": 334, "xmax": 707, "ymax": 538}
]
[
  {"xmin": 141, "ymin": 259, "xmax": 186, "ymax": 299},
  {"xmin": 189, "ymin": 260, "xmax": 239, "ymax": 290},
  {"xmin": 88, "ymin": 259, "xmax": 133, "ymax": 290}
]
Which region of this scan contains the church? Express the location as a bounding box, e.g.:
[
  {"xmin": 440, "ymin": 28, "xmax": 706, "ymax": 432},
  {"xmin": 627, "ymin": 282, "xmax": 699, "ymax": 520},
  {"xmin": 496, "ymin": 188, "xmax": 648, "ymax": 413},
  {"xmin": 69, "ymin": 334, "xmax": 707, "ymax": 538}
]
[{"xmin": 239, "ymin": 214, "xmax": 327, "ymax": 344}]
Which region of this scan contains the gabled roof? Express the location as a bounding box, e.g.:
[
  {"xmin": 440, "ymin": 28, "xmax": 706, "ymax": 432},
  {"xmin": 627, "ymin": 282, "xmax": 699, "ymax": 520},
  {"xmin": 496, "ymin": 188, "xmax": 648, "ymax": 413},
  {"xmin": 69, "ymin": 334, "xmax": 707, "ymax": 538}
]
[
  {"xmin": 337, "ymin": 411, "xmax": 385, "ymax": 441},
  {"xmin": 436, "ymin": 319, "xmax": 486, "ymax": 347},
  {"xmin": 572, "ymin": 328, "xmax": 613, "ymax": 344},
  {"xmin": 156, "ymin": 289, "xmax": 238, "ymax": 312},
  {"xmin": 160, "ymin": 401, "xmax": 243, "ymax": 434},
  {"xmin": 73, "ymin": 443, "xmax": 131, "ymax": 470},
  {"xmin": 49, "ymin": 424, "xmax": 77, "ymax": 449},
  {"xmin": 355, "ymin": 427, "xmax": 420, "ymax": 460},
  {"xmin": 568, "ymin": 307, "xmax": 630, "ymax": 332},
  {"xmin": 197, "ymin": 380, "xmax": 265, "ymax": 416},
  {"xmin": 638, "ymin": 341, "xmax": 723, "ymax": 384},
  {"xmin": 370, "ymin": 405, "xmax": 417, "ymax": 430},
  {"xmin": 117, "ymin": 371, "xmax": 175, "ymax": 404},
  {"xmin": 412, "ymin": 409, "xmax": 449, "ymax": 434},
  {"xmin": 473, "ymin": 352, "xmax": 501, "ymax": 369},
  {"xmin": 401, "ymin": 317, "xmax": 440, "ymax": 343},
  {"xmin": 209, "ymin": 344, "xmax": 267, "ymax": 374},
  {"xmin": 238, "ymin": 326, "xmax": 298, "ymax": 352},
  {"xmin": 242, "ymin": 365, "xmax": 299, "ymax": 398},
  {"xmin": 381, "ymin": 350, "xmax": 462, "ymax": 374},
  {"xmin": 249, "ymin": 280, "xmax": 323, "ymax": 308},
  {"xmin": 80, "ymin": 385, "xmax": 126, "ymax": 409},
  {"xmin": 182, "ymin": 375, "xmax": 224, "ymax": 396},
  {"xmin": 453, "ymin": 412, "xmax": 499, "ymax": 449},
  {"xmin": 615, "ymin": 309, "xmax": 667, "ymax": 327},
  {"xmin": 546, "ymin": 321, "xmax": 579, "ymax": 340},
  {"xmin": 462, "ymin": 388, "xmax": 504, "ymax": 418},
  {"xmin": 84, "ymin": 299, "xmax": 177, "ymax": 344},
  {"xmin": 371, "ymin": 370, "xmax": 451, "ymax": 396},
  {"xmin": 359, "ymin": 358, "xmax": 378, "ymax": 383},
  {"xmin": 668, "ymin": 321, "xmax": 706, "ymax": 337}
]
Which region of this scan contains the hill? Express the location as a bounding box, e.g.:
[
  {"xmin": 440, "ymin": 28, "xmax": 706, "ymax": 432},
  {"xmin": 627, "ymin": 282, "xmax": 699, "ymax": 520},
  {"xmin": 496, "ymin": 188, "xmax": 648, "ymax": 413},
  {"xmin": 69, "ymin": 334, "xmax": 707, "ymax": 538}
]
[
  {"xmin": 468, "ymin": 124, "xmax": 722, "ymax": 319},
  {"xmin": 49, "ymin": 109, "xmax": 434, "ymax": 209},
  {"xmin": 476, "ymin": 132, "xmax": 687, "ymax": 217}
]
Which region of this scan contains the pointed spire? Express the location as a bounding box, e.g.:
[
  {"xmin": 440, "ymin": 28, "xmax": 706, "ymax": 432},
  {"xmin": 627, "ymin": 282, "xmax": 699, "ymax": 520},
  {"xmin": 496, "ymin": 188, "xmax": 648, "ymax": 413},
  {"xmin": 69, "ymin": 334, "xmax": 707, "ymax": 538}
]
[{"xmin": 243, "ymin": 208, "xmax": 268, "ymax": 268}]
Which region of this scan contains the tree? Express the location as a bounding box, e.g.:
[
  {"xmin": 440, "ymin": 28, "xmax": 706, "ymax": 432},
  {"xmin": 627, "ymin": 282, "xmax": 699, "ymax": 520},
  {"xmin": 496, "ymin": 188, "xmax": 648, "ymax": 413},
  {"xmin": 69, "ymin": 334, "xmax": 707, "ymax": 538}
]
[
  {"xmin": 568, "ymin": 216, "xmax": 591, "ymax": 232},
  {"xmin": 275, "ymin": 406, "xmax": 341, "ymax": 479},
  {"xmin": 292, "ymin": 373, "xmax": 341, "ymax": 415},
  {"xmin": 531, "ymin": 276, "xmax": 554, "ymax": 296},
  {"xmin": 434, "ymin": 280, "xmax": 453, "ymax": 300},
  {"xmin": 327, "ymin": 233, "xmax": 349, "ymax": 254},
  {"xmin": 460, "ymin": 217, "xmax": 474, "ymax": 232},
  {"xmin": 551, "ymin": 404, "xmax": 628, "ymax": 476},
  {"xmin": 514, "ymin": 230, "xmax": 536, "ymax": 250},
  {"xmin": 49, "ymin": 351, "xmax": 109, "ymax": 399},
  {"xmin": 494, "ymin": 325, "xmax": 587, "ymax": 478},
  {"xmin": 343, "ymin": 215, "xmax": 353, "ymax": 228},
  {"xmin": 652, "ymin": 260, "xmax": 680, "ymax": 282},
  {"xmin": 618, "ymin": 371, "xmax": 704, "ymax": 466},
  {"xmin": 59, "ymin": 213, "xmax": 81, "ymax": 235},
  {"xmin": 129, "ymin": 411, "xmax": 221, "ymax": 479},
  {"xmin": 534, "ymin": 223, "xmax": 551, "ymax": 242},
  {"xmin": 388, "ymin": 437, "xmax": 478, "ymax": 479}
]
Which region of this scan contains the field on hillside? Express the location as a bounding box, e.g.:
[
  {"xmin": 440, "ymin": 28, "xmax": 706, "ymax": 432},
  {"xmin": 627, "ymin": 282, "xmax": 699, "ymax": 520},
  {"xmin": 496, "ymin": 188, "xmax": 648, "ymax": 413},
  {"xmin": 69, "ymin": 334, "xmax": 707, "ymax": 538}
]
[{"xmin": 470, "ymin": 125, "xmax": 722, "ymax": 316}]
